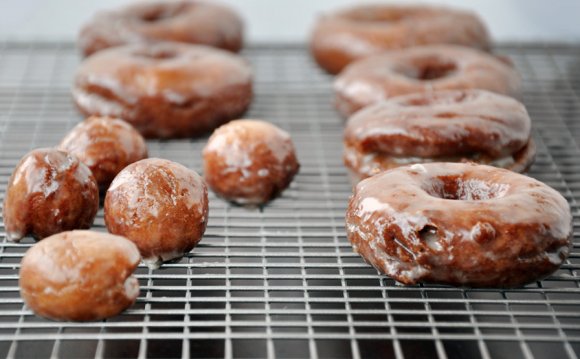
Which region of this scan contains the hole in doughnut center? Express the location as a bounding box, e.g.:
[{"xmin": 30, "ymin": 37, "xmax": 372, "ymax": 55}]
[
  {"xmin": 425, "ymin": 176, "xmax": 510, "ymax": 201},
  {"xmin": 401, "ymin": 57, "xmax": 458, "ymax": 81},
  {"xmin": 133, "ymin": 48, "xmax": 177, "ymax": 60},
  {"xmin": 141, "ymin": 12, "xmax": 173, "ymax": 22},
  {"xmin": 417, "ymin": 61, "xmax": 457, "ymax": 80}
]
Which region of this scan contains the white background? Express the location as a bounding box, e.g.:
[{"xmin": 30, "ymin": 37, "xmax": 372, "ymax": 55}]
[{"xmin": 1, "ymin": 0, "xmax": 580, "ymax": 43}]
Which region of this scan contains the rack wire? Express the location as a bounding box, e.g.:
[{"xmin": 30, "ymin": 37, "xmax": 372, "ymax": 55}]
[{"xmin": 0, "ymin": 41, "xmax": 579, "ymax": 359}]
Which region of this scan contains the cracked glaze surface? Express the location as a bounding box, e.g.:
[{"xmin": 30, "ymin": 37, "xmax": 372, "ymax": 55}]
[
  {"xmin": 79, "ymin": 0, "xmax": 244, "ymax": 56},
  {"xmin": 345, "ymin": 162, "xmax": 572, "ymax": 287},
  {"xmin": 104, "ymin": 158, "xmax": 209, "ymax": 269},
  {"xmin": 343, "ymin": 90, "xmax": 535, "ymax": 180}
]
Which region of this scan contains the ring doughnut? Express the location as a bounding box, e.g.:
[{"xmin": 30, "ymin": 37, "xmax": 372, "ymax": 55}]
[
  {"xmin": 334, "ymin": 45, "xmax": 520, "ymax": 117},
  {"xmin": 311, "ymin": 4, "xmax": 490, "ymax": 74},
  {"xmin": 79, "ymin": 0, "xmax": 244, "ymax": 57},
  {"xmin": 345, "ymin": 162, "xmax": 573, "ymax": 287},
  {"xmin": 344, "ymin": 90, "xmax": 535, "ymax": 182}
]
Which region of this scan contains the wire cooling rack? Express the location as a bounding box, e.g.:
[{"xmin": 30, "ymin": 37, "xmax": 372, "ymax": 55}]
[{"xmin": 0, "ymin": 41, "xmax": 579, "ymax": 359}]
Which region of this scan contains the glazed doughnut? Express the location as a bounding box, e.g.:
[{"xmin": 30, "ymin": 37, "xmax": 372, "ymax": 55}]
[
  {"xmin": 79, "ymin": 0, "xmax": 244, "ymax": 57},
  {"xmin": 344, "ymin": 90, "xmax": 536, "ymax": 182},
  {"xmin": 73, "ymin": 42, "xmax": 253, "ymax": 138},
  {"xmin": 311, "ymin": 4, "xmax": 490, "ymax": 74},
  {"xmin": 3, "ymin": 149, "xmax": 99, "ymax": 242},
  {"xmin": 19, "ymin": 230, "xmax": 140, "ymax": 321},
  {"xmin": 346, "ymin": 162, "xmax": 572, "ymax": 287},
  {"xmin": 203, "ymin": 120, "xmax": 300, "ymax": 205},
  {"xmin": 58, "ymin": 116, "xmax": 148, "ymax": 189},
  {"xmin": 104, "ymin": 158, "xmax": 209, "ymax": 269},
  {"xmin": 335, "ymin": 45, "xmax": 520, "ymax": 117}
]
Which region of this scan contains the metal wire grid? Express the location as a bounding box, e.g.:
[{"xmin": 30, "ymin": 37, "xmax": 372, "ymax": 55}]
[{"xmin": 0, "ymin": 42, "xmax": 578, "ymax": 359}]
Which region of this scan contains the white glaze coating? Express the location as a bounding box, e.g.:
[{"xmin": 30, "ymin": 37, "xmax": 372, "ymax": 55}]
[
  {"xmin": 58, "ymin": 116, "xmax": 148, "ymax": 187},
  {"xmin": 79, "ymin": 0, "xmax": 244, "ymax": 56},
  {"xmin": 203, "ymin": 119, "xmax": 300, "ymax": 205},
  {"xmin": 334, "ymin": 45, "xmax": 520, "ymax": 116},
  {"xmin": 105, "ymin": 158, "xmax": 209, "ymax": 267},
  {"xmin": 19, "ymin": 230, "xmax": 141, "ymax": 321},
  {"xmin": 2, "ymin": 149, "xmax": 99, "ymax": 242},
  {"xmin": 74, "ymin": 43, "xmax": 252, "ymax": 106},
  {"xmin": 346, "ymin": 162, "xmax": 572, "ymax": 287},
  {"xmin": 310, "ymin": 4, "xmax": 490, "ymax": 74},
  {"xmin": 343, "ymin": 90, "xmax": 535, "ymax": 181}
]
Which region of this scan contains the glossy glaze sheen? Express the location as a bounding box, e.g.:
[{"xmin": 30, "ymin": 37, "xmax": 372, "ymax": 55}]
[
  {"xmin": 104, "ymin": 158, "xmax": 209, "ymax": 269},
  {"xmin": 346, "ymin": 163, "xmax": 572, "ymax": 287},
  {"xmin": 73, "ymin": 43, "xmax": 253, "ymax": 138},
  {"xmin": 2, "ymin": 149, "xmax": 99, "ymax": 242},
  {"xmin": 20, "ymin": 230, "xmax": 141, "ymax": 321},
  {"xmin": 58, "ymin": 116, "xmax": 148, "ymax": 189},
  {"xmin": 311, "ymin": 4, "xmax": 490, "ymax": 74},
  {"xmin": 344, "ymin": 140, "xmax": 536, "ymax": 183},
  {"xmin": 334, "ymin": 45, "xmax": 520, "ymax": 117},
  {"xmin": 79, "ymin": 0, "xmax": 244, "ymax": 57},
  {"xmin": 203, "ymin": 120, "xmax": 300, "ymax": 205},
  {"xmin": 343, "ymin": 90, "xmax": 535, "ymax": 180}
]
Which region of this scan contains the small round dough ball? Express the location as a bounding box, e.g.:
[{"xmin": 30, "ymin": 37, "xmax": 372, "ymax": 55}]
[
  {"xmin": 58, "ymin": 116, "xmax": 148, "ymax": 189},
  {"xmin": 2, "ymin": 148, "xmax": 99, "ymax": 242},
  {"xmin": 203, "ymin": 120, "xmax": 300, "ymax": 205},
  {"xmin": 104, "ymin": 158, "xmax": 209, "ymax": 269},
  {"xmin": 19, "ymin": 230, "xmax": 141, "ymax": 321}
]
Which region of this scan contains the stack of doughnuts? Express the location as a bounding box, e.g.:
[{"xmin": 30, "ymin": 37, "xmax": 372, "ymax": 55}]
[
  {"xmin": 308, "ymin": 3, "xmax": 534, "ymax": 178},
  {"xmin": 346, "ymin": 163, "xmax": 572, "ymax": 287},
  {"xmin": 310, "ymin": 4, "xmax": 490, "ymax": 74},
  {"xmin": 309, "ymin": 4, "xmax": 572, "ymax": 287},
  {"xmin": 73, "ymin": 42, "xmax": 253, "ymax": 138}
]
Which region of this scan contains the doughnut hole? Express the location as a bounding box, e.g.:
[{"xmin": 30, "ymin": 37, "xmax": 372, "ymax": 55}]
[
  {"xmin": 104, "ymin": 158, "xmax": 209, "ymax": 269},
  {"xmin": 424, "ymin": 175, "xmax": 510, "ymax": 201},
  {"xmin": 2, "ymin": 148, "xmax": 99, "ymax": 242}
]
